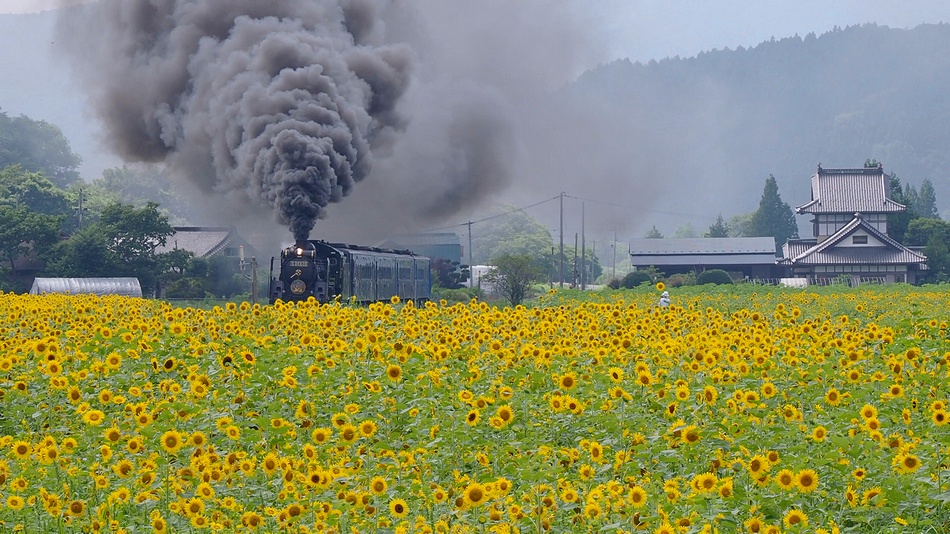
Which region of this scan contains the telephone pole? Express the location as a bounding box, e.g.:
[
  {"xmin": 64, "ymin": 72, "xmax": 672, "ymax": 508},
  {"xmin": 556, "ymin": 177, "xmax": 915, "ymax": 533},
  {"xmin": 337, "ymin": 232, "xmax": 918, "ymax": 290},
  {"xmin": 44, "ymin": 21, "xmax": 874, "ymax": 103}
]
[
  {"xmin": 559, "ymin": 192, "xmax": 564, "ymax": 288},
  {"xmin": 581, "ymin": 201, "xmax": 586, "ymax": 290}
]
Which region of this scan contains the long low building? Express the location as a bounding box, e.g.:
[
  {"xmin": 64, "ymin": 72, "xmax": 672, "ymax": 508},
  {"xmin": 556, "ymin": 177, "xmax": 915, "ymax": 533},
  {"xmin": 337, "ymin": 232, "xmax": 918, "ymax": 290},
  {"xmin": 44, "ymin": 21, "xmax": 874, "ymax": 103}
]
[{"xmin": 629, "ymin": 237, "xmax": 781, "ymax": 279}]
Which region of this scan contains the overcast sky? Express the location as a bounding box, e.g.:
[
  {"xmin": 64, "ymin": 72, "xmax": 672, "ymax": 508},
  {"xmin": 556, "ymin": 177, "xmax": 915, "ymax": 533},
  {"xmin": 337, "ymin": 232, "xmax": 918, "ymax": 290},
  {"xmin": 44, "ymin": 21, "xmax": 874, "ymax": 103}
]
[{"xmin": 4, "ymin": 0, "xmax": 950, "ymax": 66}]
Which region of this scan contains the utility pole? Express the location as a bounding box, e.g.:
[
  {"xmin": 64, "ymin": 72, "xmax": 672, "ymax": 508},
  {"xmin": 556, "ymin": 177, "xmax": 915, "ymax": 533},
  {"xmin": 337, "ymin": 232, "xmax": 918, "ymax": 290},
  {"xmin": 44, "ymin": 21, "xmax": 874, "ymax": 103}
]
[
  {"xmin": 240, "ymin": 245, "xmax": 258, "ymax": 306},
  {"xmin": 581, "ymin": 201, "xmax": 586, "ymax": 290},
  {"xmin": 559, "ymin": 192, "xmax": 564, "ymax": 288},
  {"xmin": 591, "ymin": 240, "xmax": 596, "ymax": 287},
  {"xmin": 573, "ymin": 233, "xmax": 578, "ymax": 288},
  {"xmin": 612, "ymin": 229, "xmax": 617, "ymax": 280},
  {"xmin": 466, "ymin": 221, "xmax": 474, "ymax": 287},
  {"xmin": 74, "ymin": 188, "xmax": 87, "ymax": 229}
]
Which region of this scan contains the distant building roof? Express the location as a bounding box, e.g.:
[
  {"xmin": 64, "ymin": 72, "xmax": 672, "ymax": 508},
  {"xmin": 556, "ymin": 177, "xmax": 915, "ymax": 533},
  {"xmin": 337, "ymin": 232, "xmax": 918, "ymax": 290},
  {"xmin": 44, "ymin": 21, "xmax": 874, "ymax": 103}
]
[
  {"xmin": 30, "ymin": 278, "xmax": 142, "ymax": 297},
  {"xmin": 381, "ymin": 233, "xmax": 462, "ymax": 247},
  {"xmin": 156, "ymin": 227, "xmax": 241, "ymax": 257},
  {"xmin": 796, "ymin": 165, "xmax": 905, "ymax": 214},
  {"xmin": 780, "ymin": 215, "xmax": 927, "ymax": 266},
  {"xmin": 629, "ymin": 237, "xmax": 778, "ymax": 266}
]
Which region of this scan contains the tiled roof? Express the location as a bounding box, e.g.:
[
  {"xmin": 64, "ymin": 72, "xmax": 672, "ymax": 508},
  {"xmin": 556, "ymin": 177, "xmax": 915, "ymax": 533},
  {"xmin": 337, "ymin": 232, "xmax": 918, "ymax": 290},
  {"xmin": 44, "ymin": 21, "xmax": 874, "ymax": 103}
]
[
  {"xmin": 780, "ymin": 216, "xmax": 926, "ymax": 265},
  {"xmin": 796, "ymin": 166, "xmax": 905, "ymax": 214},
  {"xmin": 155, "ymin": 227, "xmax": 233, "ymax": 257},
  {"xmin": 630, "ymin": 237, "xmax": 777, "ymax": 255},
  {"xmin": 785, "ymin": 247, "xmax": 927, "ymax": 265}
]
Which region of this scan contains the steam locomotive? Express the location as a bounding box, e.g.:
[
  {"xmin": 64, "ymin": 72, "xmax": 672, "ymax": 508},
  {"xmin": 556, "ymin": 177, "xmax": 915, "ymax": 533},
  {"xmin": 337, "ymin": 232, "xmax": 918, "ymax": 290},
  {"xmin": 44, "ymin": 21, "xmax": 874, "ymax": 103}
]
[{"xmin": 268, "ymin": 240, "xmax": 431, "ymax": 304}]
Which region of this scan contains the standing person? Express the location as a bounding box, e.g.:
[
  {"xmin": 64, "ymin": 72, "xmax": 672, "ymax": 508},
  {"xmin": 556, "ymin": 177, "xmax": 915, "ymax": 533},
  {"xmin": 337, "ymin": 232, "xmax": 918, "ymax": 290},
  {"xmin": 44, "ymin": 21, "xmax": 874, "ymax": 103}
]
[{"xmin": 658, "ymin": 290, "xmax": 671, "ymax": 307}]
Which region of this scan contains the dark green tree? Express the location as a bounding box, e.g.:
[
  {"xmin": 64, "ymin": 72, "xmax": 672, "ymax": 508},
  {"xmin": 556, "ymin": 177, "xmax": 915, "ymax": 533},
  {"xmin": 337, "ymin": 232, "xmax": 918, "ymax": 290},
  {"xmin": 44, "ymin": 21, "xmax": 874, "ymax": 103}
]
[
  {"xmin": 431, "ymin": 258, "xmax": 469, "ymax": 290},
  {"xmin": 45, "ymin": 226, "xmax": 117, "ymax": 278},
  {"xmin": 645, "ymin": 225, "xmax": 664, "ymax": 238},
  {"xmin": 705, "ymin": 214, "xmax": 729, "ymax": 237},
  {"xmin": 917, "ymin": 179, "xmax": 939, "ymax": 219},
  {"xmin": 0, "ymin": 111, "xmax": 81, "ymax": 187},
  {"xmin": 886, "ymin": 173, "xmax": 917, "ymax": 242},
  {"xmin": 0, "ymin": 206, "xmax": 62, "ymax": 272},
  {"xmin": 905, "ymin": 218, "xmax": 950, "ymax": 282},
  {"xmin": 46, "ymin": 202, "xmax": 174, "ymax": 295},
  {"xmin": 483, "ymin": 254, "xmax": 545, "ymax": 306},
  {"xmin": 750, "ymin": 174, "xmax": 798, "ymax": 249},
  {"xmin": 0, "ymin": 165, "xmax": 71, "ymax": 217}
]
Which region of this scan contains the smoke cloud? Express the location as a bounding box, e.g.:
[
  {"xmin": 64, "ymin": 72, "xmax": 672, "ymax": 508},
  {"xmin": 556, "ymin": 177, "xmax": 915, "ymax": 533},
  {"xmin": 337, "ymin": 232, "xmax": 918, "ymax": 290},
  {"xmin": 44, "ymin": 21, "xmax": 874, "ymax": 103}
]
[{"xmin": 57, "ymin": 0, "xmax": 412, "ymax": 242}]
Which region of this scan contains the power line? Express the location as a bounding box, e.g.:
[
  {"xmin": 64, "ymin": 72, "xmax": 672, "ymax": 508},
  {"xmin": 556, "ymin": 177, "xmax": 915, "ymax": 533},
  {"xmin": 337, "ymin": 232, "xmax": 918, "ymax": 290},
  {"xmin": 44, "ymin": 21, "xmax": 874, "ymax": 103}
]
[{"xmin": 422, "ymin": 194, "xmax": 562, "ymax": 232}]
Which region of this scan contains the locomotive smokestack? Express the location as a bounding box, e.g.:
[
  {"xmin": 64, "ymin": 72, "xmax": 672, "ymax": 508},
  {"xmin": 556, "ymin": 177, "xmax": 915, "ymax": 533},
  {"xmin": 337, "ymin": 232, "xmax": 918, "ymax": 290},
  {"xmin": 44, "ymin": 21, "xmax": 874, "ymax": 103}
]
[{"xmin": 56, "ymin": 0, "xmax": 413, "ymax": 239}]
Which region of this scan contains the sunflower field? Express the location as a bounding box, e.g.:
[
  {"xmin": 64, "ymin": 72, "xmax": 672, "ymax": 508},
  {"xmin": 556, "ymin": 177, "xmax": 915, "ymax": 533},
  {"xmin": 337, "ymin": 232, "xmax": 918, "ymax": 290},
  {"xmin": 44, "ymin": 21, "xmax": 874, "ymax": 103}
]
[{"xmin": 0, "ymin": 286, "xmax": 949, "ymax": 533}]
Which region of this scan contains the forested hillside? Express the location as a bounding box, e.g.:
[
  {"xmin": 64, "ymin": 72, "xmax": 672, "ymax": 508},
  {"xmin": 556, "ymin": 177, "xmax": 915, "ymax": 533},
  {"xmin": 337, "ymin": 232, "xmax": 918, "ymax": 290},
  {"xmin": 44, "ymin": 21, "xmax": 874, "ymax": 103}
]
[{"xmin": 553, "ymin": 23, "xmax": 950, "ymax": 221}]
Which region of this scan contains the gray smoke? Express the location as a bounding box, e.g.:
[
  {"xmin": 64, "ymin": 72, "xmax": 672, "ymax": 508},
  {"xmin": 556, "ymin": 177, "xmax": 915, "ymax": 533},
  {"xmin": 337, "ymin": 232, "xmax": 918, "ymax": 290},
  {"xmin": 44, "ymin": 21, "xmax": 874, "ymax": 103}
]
[{"xmin": 57, "ymin": 0, "xmax": 412, "ymax": 242}]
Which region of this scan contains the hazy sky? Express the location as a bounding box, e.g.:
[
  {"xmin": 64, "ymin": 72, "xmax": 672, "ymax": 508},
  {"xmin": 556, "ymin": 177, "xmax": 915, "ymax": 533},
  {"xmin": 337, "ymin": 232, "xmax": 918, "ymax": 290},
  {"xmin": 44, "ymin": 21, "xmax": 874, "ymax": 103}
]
[{"xmin": 4, "ymin": 1, "xmax": 950, "ymax": 66}]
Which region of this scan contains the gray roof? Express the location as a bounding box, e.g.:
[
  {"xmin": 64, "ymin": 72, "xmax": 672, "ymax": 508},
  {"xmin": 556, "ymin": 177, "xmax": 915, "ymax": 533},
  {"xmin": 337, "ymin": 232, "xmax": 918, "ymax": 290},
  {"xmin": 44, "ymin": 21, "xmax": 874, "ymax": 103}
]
[
  {"xmin": 781, "ymin": 215, "xmax": 926, "ymax": 265},
  {"xmin": 630, "ymin": 237, "xmax": 776, "ymax": 254},
  {"xmin": 379, "ymin": 233, "xmax": 461, "ymax": 247},
  {"xmin": 156, "ymin": 227, "xmax": 233, "ymax": 257},
  {"xmin": 30, "ymin": 278, "xmax": 143, "ymax": 297},
  {"xmin": 796, "ymin": 166, "xmax": 905, "ymax": 214},
  {"xmin": 630, "ymin": 237, "xmax": 778, "ymax": 266}
]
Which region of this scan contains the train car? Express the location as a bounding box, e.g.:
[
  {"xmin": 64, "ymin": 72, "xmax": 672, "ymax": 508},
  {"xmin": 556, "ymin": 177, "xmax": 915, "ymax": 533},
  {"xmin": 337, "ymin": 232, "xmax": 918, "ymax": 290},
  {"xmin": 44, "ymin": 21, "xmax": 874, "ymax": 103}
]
[{"xmin": 268, "ymin": 240, "xmax": 431, "ymax": 304}]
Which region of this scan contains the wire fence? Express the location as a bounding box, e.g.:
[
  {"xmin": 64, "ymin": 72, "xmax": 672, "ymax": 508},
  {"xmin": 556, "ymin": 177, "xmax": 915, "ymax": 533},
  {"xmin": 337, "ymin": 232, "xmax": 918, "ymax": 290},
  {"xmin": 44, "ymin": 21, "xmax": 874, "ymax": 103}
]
[{"xmin": 743, "ymin": 276, "xmax": 890, "ymax": 287}]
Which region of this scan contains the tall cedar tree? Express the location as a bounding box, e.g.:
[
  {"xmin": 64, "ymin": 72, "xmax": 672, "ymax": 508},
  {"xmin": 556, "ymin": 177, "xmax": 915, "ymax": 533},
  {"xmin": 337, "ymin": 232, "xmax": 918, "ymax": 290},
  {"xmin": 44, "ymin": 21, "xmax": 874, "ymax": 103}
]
[
  {"xmin": 886, "ymin": 174, "xmax": 916, "ymax": 242},
  {"xmin": 917, "ymin": 178, "xmax": 939, "ymax": 219},
  {"xmin": 750, "ymin": 175, "xmax": 798, "ymax": 250},
  {"xmin": 705, "ymin": 214, "xmax": 729, "ymax": 237}
]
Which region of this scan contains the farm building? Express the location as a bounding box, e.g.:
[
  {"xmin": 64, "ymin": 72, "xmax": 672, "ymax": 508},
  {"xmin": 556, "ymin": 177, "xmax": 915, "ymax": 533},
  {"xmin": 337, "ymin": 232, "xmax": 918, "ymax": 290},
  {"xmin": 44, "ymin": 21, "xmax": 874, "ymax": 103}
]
[
  {"xmin": 779, "ymin": 164, "xmax": 928, "ymax": 284},
  {"xmin": 377, "ymin": 233, "xmax": 463, "ymax": 265},
  {"xmin": 30, "ymin": 277, "xmax": 143, "ymax": 297},
  {"xmin": 156, "ymin": 227, "xmax": 261, "ymax": 261},
  {"xmin": 628, "ymin": 237, "xmax": 781, "ymax": 279}
]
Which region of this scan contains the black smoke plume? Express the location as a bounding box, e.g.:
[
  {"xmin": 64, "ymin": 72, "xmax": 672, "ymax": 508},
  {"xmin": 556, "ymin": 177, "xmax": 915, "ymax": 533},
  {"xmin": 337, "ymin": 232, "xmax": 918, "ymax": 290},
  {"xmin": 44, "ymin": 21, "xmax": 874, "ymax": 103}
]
[{"xmin": 57, "ymin": 0, "xmax": 412, "ymax": 242}]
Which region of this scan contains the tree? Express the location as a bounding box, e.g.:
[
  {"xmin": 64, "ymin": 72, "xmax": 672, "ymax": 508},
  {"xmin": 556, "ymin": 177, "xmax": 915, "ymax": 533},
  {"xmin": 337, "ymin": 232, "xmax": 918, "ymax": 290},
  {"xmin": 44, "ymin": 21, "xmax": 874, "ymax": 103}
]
[
  {"xmin": 0, "ymin": 111, "xmax": 81, "ymax": 187},
  {"xmin": 917, "ymin": 179, "xmax": 939, "ymax": 219},
  {"xmin": 45, "ymin": 226, "xmax": 118, "ymax": 278},
  {"xmin": 750, "ymin": 174, "xmax": 798, "ymax": 249},
  {"xmin": 705, "ymin": 214, "xmax": 729, "ymax": 237},
  {"xmin": 483, "ymin": 254, "xmax": 545, "ymax": 306},
  {"xmin": 645, "ymin": 225, "xmax": 664, "ymax": 238},
  {"xmin": 886, "ymin": 173, "xmax": 917, "ymax": 242},
  {"xmin": 727, "ymin": 212, "xmax": 755, "ymax": 237},
  {"xmin": 46, "ymin": 202, "xmax": 174, "ymax": 295},
  {"xmin": 0, "ymin": 206, "xmax": 61, "ymax": 272},
  {"xmin": 0, "ymin": 165, "xmax": 71, "ymax": 217},
  {"xmin": 471, "ymin": 208, "xmax": 553, "ymax": 267},
  {"xmin": 905, "ymin": 218, "xmax": 950, "ymax": 282},
  {"xmin": 431, "ymin": 258, "xmax": 469, "ymax": 289},
  {"xmin": 87, "ymin": 165, "xmax": 194, "ymax": 225},
  {"xmin": 674, "ymin": 223, "xmax": 697, "ymax": 238}
]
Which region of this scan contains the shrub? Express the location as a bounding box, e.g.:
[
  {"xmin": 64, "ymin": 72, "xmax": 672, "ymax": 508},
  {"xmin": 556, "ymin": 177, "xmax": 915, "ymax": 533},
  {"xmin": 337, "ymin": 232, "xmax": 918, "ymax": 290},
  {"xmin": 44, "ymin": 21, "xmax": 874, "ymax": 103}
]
[
  {"xmin": 163, "ymin": 278, "xmax": 209, "ymax": 299},
  {"xmin": 696, "ymin": 269, "xmax": 733, "ymax": 285},
  {"xmin": 621, "ymin": 271, "xmax": 653, "ymax": 289},
  {"xmin": 666, "ymin": 272, "xmax": 696, "ymax": 287}
]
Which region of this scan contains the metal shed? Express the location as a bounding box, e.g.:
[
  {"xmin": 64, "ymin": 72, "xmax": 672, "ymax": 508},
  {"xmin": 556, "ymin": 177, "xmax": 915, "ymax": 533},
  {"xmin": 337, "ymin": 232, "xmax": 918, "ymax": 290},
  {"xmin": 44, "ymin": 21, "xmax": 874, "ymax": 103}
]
[{"xmin": 29, "ymin": 278, "xmax": 143, "ymax": 297}]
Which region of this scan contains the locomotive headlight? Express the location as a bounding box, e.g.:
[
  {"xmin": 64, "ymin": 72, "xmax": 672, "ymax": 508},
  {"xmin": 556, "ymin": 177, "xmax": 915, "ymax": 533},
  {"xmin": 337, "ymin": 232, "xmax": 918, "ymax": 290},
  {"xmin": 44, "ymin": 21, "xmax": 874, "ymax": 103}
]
[{"xmin": 296, "ymin": 247, "xmax": 304, "ymax": 256}]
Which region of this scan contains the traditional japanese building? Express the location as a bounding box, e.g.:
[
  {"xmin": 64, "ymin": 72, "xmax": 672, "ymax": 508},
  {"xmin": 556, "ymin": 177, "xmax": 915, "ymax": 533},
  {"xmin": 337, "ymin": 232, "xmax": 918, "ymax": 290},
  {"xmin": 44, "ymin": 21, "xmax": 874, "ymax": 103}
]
[
  {"xmin": 628, "ymin": 237, "xmax": 781, "ymax": 279},
  {"xmin": 779, "ymin": 164, "xmax": 927, "ymax": 284}
]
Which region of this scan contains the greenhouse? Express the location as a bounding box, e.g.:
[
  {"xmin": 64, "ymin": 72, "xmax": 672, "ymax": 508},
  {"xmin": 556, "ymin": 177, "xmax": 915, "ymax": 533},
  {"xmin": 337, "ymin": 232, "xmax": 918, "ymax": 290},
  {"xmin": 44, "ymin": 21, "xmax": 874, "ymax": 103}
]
[{"xmin": 29, "ymin": 278, "xmax": 143, "ymax": 298}]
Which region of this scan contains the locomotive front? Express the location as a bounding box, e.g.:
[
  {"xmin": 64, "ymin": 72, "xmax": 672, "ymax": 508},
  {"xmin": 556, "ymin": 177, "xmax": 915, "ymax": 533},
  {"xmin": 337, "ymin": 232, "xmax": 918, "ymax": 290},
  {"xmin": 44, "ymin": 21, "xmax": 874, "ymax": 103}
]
[{"xmin": 275, "ymin": 241, "xmax": 325, "ymax": 302}]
